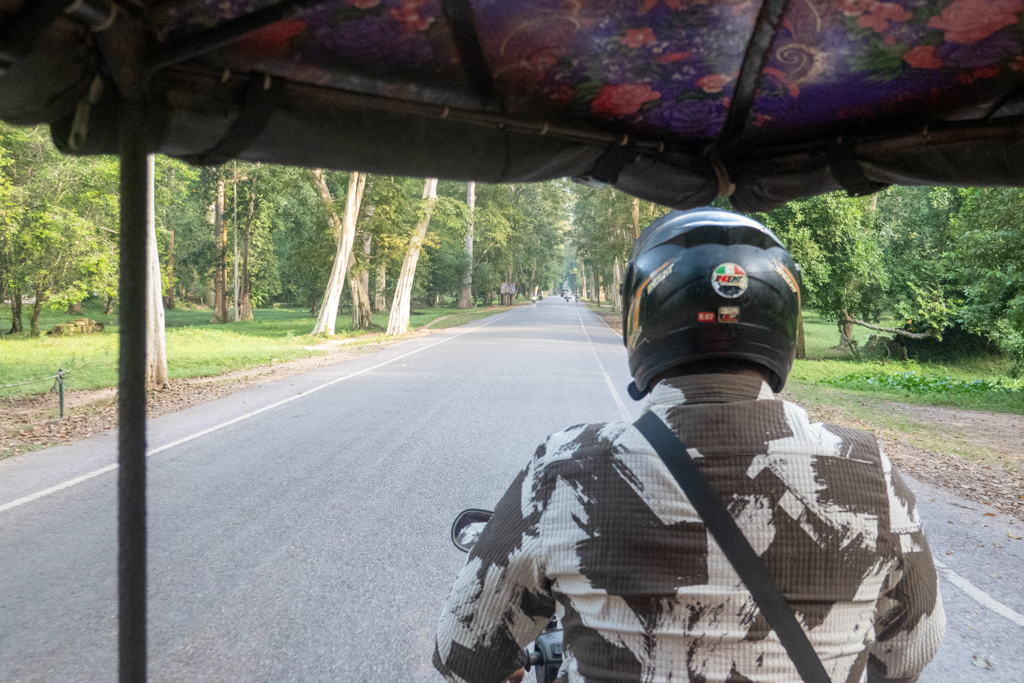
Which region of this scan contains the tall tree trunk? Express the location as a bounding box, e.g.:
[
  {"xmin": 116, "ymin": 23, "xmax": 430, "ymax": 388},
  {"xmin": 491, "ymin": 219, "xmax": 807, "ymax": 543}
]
[
  {"xmin": 30, "ymin": 294, "xmax": 43, "ymax": 337},
  {"xmin": 145, "ymin": 155, "xmax": 169, "ymax": 389},
  {"xmin": 360, "ymin": 232, "xmax": 371, "ymax": 299},
  {"xmin": 65, "ymin": 301, "xmax": 82, "ymax": 315},
  {"xmin": 311, "ymin": 170, "xmax": 366, "ymax": 336},
  {"xmin": 9, "ymin": 289, "xmax": 22, "ymax": 333},
  {"xmin": 387, "ymin": 178, "xmax": 439, "ymax": 336},
  {"xmin": 457, "ymin": 181, "xmax": 475, "ymax": 309},
  {"xmin": 528, "ymin": 257, "xmax": 537, "ymax": 298},
  {"xmin": 631, "ymin": 197, "xmax": 641, "ymax": 241},
  {"xmin": 165, "ymin": 227, "xmax": 175, "ymax": 309},
  {"xmin": 374, "ymin": 261, "xmax": 387, "ymax": 312},
  {"xmin": 796, "ymin": 307, "xmax": 806, "ymax": 359},
  {"xmin": 348, "ymin": 251, "xmax": 373, "ymax": 329},
  {"xmin": 580, "ymin": 269, "xmax": 587, "ymax": 303},
  {"xmin": 612, "ymin": 257, "xmax": 623, "ymax": 313},
  {"xmin": 213, "ymin": 176, "xmax": 227, "ymax": 323},
  {"xmin": 597, "ymin": 273, "xmax": 604, "ymax": 307},
  {"xmin": 237, "ymin": 166, "xmax": 261, "ymax": 322}
]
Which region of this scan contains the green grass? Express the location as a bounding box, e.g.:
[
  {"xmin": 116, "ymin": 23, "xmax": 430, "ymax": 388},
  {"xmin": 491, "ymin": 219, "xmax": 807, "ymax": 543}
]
[
  {"xmin": 791, "ymin": 311, "xmax": 1022, "ymax": 414},
  {"xmin": 0, "ymin": 300, "xmax": 503, "ymax": 398}
]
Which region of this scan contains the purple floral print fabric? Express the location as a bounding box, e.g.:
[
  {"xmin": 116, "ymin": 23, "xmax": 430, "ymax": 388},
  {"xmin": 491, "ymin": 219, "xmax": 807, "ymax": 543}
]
[{"xmin": 147, "ymin": 0, "xmax": 1024, "ymax": 143}]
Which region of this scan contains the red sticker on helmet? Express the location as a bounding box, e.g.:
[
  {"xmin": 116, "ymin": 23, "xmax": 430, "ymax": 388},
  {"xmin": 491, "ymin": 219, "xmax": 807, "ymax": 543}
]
[{"xmin": 697, "ymin": 311, "xmax": 715, "ymax": 322}]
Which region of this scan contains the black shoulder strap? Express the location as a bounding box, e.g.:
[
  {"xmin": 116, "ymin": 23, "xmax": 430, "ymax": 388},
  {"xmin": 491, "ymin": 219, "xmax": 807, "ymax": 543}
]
[{"xmin": 633, "ymin": 411, "xmax": 833, "ymax": 683}]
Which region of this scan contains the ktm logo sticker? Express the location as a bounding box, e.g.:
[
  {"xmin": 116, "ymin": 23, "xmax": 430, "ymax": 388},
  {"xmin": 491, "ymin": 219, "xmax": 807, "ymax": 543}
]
[{"xmin": 711, "ymin": 263, "xmax": 748, "ymax": 298}]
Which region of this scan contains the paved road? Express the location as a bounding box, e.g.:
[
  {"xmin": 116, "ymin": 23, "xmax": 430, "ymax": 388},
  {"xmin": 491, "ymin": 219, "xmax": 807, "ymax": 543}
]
[{"xmin": 1, "ymin": 298, "xmax": 1022, "ymax": 682}]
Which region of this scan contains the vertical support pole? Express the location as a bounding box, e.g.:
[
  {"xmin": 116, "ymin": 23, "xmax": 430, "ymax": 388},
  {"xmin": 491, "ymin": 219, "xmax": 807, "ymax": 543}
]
[
  {"xmin": 58, "ymin": 368, "xmax": 64, "ymax": 419},
  {"xmin": 118, "ymin": 99, "xmax": 149, "ymax": 683}
]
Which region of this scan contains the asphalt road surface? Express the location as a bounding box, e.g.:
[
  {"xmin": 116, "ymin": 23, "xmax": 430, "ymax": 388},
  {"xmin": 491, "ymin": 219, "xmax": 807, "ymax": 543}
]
[{"xmin": 1, "ymin": 298, "xmax": 1022, "ymax": 682}]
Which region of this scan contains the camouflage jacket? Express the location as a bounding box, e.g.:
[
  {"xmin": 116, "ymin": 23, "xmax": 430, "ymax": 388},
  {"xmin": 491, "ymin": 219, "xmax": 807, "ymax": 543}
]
[{"xmin": 434, "ymin": 375, "xmax": 945, "ymax": 683}]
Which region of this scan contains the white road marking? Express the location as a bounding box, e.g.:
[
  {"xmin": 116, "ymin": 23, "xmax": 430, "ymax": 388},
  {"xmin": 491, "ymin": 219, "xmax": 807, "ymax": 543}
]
[
  {"xmin": 0, "ymin": 313, "xmax": 512, "ymax": 515},
  {"xmin": 933, "ymin": 556, "xmax": 1024, "ymax": 628},
  {"xmin": 574, "ymin": 304, "xmax": 632, "ymax": 422}
]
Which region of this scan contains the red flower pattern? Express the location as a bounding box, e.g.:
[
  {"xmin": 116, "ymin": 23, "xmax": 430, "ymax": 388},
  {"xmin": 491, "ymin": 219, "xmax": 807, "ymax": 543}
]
[
  {"xmin": 591, "ymin": 83, "xmax": 662, "ymax": 116},
  {"xmin": 230, "ymin": 19, "xmax": 307, "ymax": 59},
  {"xmin": 621, "ymin": 28, "xmax": 656, "ymax": 48},
  {"xmin": 696, "ymin": 73, "xmax": 733, "ymax": 93},
  {"xmin": 927, "ymin": 0, "xmax": 1024, "ymax": 44},
  {"xmin": 857, "ymin": 3, "xmax": 912, "ymax": 32},
  {"xmin": 903, "ymin": 45, "xmax": 944, "ymax": 69},
  {"xmin": 390, "ymin": 0, "xmax": 434, "ymax": 33},
  {"xmin": 656, "ymin": 51, "xmax": 691, "ymax": 63}
]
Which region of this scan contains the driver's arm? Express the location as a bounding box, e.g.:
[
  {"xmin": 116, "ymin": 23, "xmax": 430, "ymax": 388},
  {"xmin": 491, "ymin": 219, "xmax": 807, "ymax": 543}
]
[
  {"xmin": 868, "ymin": 457, "xmax": 946, "ymax": 683},
  {"xmin": 433, "ymin": 461, "xmax": 556, "ymax": 683}
]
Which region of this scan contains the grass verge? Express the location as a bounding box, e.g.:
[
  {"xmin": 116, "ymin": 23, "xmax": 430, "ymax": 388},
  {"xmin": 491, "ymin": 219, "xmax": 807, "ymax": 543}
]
[{"xmin": 0, "ymin": 301, "xmax": 508, "ymax": 398}]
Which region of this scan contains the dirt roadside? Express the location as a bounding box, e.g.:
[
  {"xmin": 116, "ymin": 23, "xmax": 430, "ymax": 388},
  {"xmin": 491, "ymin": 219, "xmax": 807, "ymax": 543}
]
[
  {"xmin": 584, "ymin": 302, "xmax": 1024, "ymax": 520},
  {"xmin": 0, "ymin": 331, "xmax": 424, "ymax": 460}
]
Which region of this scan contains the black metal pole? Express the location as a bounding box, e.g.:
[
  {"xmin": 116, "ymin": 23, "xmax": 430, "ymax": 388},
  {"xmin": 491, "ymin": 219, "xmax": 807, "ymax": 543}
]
[{"xmin": 118, "ymin": 99, "xmax": 149, "ymax": 683}]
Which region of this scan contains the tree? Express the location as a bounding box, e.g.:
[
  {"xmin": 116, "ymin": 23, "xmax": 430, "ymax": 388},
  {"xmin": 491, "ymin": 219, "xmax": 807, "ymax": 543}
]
[
  {"xmin": 387, "ymin": 178, "xmax": 439, "ymax": 335},
  {"xmin": 457, "ymin": 181, "xmax": 475, "ymax": 309},
  {"xmin": 949, "ymin": 187, "xmax": 1024, "ymax": 369},
  {"xmin": 145, "ymin": 155, "xmax": 168, "ymax": 388},
  {"xmin": 213, "ymin": 173, "xmax": 228, "ymax": 323},
  {"xmin": 311, "ymin": 170, "xmax": 366, "ymax": 336}
]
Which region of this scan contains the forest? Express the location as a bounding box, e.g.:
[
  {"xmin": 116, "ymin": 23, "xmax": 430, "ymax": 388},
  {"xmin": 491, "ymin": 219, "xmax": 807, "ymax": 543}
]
[{"xmin": 2, "ymin": 122, "xmax": 1023, "ymax": 414}]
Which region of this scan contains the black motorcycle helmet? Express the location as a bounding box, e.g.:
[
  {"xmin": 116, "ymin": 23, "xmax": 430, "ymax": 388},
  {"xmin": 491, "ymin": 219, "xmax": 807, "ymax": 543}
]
[{"xmin": 623, "ymin": 207, "xmax": 800, "ymax": 398}]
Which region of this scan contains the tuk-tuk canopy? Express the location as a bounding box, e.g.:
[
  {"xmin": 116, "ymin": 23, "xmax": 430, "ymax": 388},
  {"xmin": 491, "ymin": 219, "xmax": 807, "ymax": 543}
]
[{"xmin": 4, "ymin": 0, "xmax": 1024, "ymax": 210}]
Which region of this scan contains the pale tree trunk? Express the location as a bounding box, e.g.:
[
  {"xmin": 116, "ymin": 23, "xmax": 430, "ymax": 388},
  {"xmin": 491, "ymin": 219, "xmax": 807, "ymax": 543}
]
[
  {"xmin": 374, "ymin": 262, "xmax": 387, "ymax": 311},
  {"xmin": 165, "ymin": 227, "xmax": 175, "ymax": 309},
  {"xmin": 387, "ymin": 178, "xmax": 439, "ymax": 336},
  {"xmin": 145, "ymin": 155, "xmax": 169, "ymax": 389},
  {"xmin": 213, "ymin": 176, "xmax": 228, "ymax": 323},
  {"xmin": 457, "ymin": 181, "xmax": 475, "ymax": 309},
  {"xmin": 631, "ymin": 197, "xmax": 641, "ymax": 241},
  {"xmin": 580, "ymin": 269, "xmax": 587, "ymax": 303},
  {"xmin": 311, "ymin": 170, "xmax": 366, "ymax": 336},
  {"xmin": 612, "ymin": 257, "xmax": 623, "ymax": 313}
]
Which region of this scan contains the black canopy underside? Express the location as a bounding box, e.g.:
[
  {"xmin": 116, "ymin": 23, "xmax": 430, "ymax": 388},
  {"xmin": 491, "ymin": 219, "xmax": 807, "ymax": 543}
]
[{"xmin": 4, "ymin": 0, "xmax": 1024, "ymax": 211}]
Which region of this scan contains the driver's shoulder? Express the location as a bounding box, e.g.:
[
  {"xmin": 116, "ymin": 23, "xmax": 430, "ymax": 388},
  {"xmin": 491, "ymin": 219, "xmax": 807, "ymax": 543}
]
[{"xmin": 531, "ymin": 420, "xmax": 636, "ymax": 470}]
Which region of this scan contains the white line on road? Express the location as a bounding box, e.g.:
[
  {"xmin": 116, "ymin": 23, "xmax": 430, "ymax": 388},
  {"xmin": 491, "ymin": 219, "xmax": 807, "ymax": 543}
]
[
  {"xmin": 574, "ymin": 304, "xmax": 632, "ymax": 422},
  {"xmin": 933, "ymin": 556, "xmax": 1024, "ymax": 628},
  {"xmin": 0, "ymin": 312, "xmax": 513, "ymax": 515}
]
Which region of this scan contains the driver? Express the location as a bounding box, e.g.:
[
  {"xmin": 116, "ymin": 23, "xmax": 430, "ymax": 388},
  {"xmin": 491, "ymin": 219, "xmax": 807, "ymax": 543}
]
[{"xmin": 433, "ymin": 208, "xmax": 944, "ymax": 683}]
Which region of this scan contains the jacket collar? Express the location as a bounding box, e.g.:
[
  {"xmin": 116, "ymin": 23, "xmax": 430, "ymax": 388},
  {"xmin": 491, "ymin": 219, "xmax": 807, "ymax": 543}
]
[{"xmin": 646, "ymin": 374, "xmax": 776, "ymax": 407}]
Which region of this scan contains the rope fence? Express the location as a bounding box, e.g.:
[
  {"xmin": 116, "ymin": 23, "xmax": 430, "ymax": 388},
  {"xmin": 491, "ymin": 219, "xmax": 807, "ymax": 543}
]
[{"xmin": 1, "ymin": 369, "xmax": 68, "ymax": 417}]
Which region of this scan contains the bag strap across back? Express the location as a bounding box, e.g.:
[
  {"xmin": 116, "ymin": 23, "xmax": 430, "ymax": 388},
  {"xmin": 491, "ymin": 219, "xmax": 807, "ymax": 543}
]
[{"xmin": 632, "ymin": 411, "xmax": 833, "ymax": 683}]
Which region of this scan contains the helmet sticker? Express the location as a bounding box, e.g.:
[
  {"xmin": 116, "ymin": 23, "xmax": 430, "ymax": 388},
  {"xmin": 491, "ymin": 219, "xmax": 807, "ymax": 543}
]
[
  {"xmin": 697, "ymin": 311, "xmax": 715, "ymax": 322},
  {"xmin": 648, "ymin": 262, "xmax": 674, "ymax": 292},
  {"xmin": 627, "ymin": 260, "xmax": 672, "ymax": 351},
  {"xmin": 718, "ymin": 306, "xmax": 740, "ymax": 323},
  {"xmin": 711, "ymin": 263, "xmax": 748, "ymax": 298}
]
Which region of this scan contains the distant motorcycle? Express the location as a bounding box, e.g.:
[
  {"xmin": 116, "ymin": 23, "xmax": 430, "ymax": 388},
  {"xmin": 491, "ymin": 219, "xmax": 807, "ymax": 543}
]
[{"xmin": 451, "ymin": 510, "xmax": 564, "ymax": 683}]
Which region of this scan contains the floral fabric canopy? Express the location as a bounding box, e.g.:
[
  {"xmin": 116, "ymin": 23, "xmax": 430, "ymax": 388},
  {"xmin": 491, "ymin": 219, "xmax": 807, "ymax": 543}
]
[{"xmin": 3, "ymin": 0, "xmax": 1024, "ymax": 210}]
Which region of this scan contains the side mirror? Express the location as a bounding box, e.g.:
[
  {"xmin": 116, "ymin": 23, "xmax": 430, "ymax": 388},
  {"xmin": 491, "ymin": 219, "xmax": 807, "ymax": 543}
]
[{"xmin": 451, "ymin": 509, "xmax": 493, "ymax": 553}]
